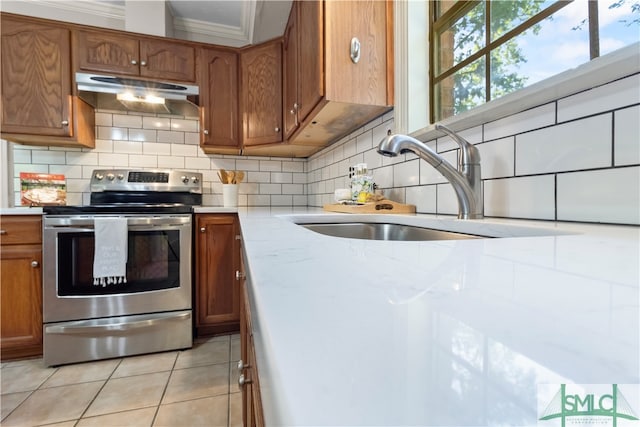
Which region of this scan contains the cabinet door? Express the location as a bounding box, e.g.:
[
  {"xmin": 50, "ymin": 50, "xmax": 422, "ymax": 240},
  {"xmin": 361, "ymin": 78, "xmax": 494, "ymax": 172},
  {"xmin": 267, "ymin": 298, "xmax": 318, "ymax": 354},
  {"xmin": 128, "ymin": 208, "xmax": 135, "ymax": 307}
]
[
  {"xmin": 241, "ymin": 40, "xmax": 283, "ymax": 146},
  {"xmin": 0, "ymin": 245, "xmax": 43, "ymax": 360},
  {"xmin": 75, "ymin": 30, "xmax": 139, "ymax": 75},
  {"xmin": 324, "ymin": 0, "xmax": 389, "ymax": 105},
  {"xmin": 200, "ymin": 48, "xmax": 240, "ymax": 150},
  {"xmin": 140, "ymin": 39, "xmax": 196, "ymax": 82},
  {"xmin": 1, "ymin": 17, "xmax": 72, "ymax": 136},
  {"xmin": 282, "ymin": 3, "xmax": 299, "ymax": 140},
  {"xmin": 297, "ymin": 0, "xmax": 324, "ymax": 123},
  {"xmin": 195, "ymin": 215, "xmax": 240, "ymax": 335}
]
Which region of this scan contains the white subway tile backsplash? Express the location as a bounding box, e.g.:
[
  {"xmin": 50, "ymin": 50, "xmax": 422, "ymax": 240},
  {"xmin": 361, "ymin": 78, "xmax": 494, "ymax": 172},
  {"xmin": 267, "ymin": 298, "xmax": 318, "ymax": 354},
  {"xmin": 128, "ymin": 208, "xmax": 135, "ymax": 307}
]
[
  {"xmin": 211, "ymin": 158, "xmax": 237, "ymax": 171},
  {"xmin": 13, "ymin": 163, "xmax": 48, "ymax": 175},
  {"xmin": 293, "ymin": 195, "xmax": 307, "ymax": 206},
  {"xmin": 98, "ymin": 153, "xmax": 129, "ymax": 167},
  {"xmin": 236, "ymin": 159, "xmax": 260, "ymax": 171},
  {"xmin": 292, "ymin": 173, "xmax": 307, "ymax": 184},
  {"xmin": 515, "ymin": 114, "xmax": 612, "ymax": 175},
  {"xmin": 113, "ymin": 114, "xmax": 142, "ymax": 128},
  {"xmin": 50, "ymin": 165, "xmax": 82, "ymax": 179},
  {"xmin": 143, "ymin": 117, "xmax": 171, "ymax": 129},
  {"xmin": 393, "ymin": 159, "xmax": 420, "ymax": 187},
  {"xmin": 557, "ymin": 74, "xmax": 640, "ymax": 123},
  {"xmin": 260, "ymin": 183, "xmax": 281, "ymax": 194},
  {"xmin": 184, "ymin": 132, "xmax": 200, "ymax": 145},
  {"xmin": 282, "ymin": 161, "xmax": 304, "ymax": 173},
  {"xmin": 356, "ymin": 130, "xmax": 373, "ymax": 153},
  {"xmin": 128, "ymin": 129, "xmax": 157, "ymax": 142},
  {"xmin": 260, "ymin": 160, "xmax": 282, "ymax": 172},
  {"xmin": 93, "ymin": 139, "xmax": 114, "ymax": 153},
  {"xmin": 239, "ymin": 183, "xmax": 259, "ymax": 195},
  {"xmin": 614, "ymin": 105, "xmax": 640, "ymax": 166},
  {"xmin": 484, "ymin": 175, "xmax": 555, "ymax": 220},
  {"xmin": 363, "ymin": 148, "xmax": 383, "ymax": 169},
  {"xmin": 171, "ymin": 144, "xmax": 197, "ymax": 157},
  {"xmin": 406, "ymin": 185, "xmax": 436, "ymax": 213},
  {"xmin": 158, "ymin": 155, "xmax": 184, "ymax": 169},
  {"xmin": 248, "ymin": 171, "xmax": 271, "ymax": 182},
  {"xmin": 113, "ymin": 140, "xmax": 143, "ymax": 154},
  {"xmin": 65, "ymin": 178, "xmax": 89, "ymax": 193},
  {"xmin": 33, "ymin": 150, "xmax": 67, "ymax": 166},
  {"xmin": 67, "ymin": 152, "xmax": 98, "ymax": 166},
  {"xmin": 420, "ymin": 150, "xmax": 456, "ymax": 185},
  {"xmin": 158, "ymin": 130, "xmax": 184, "ymax": 144},
  {"xmin": 143, "ymin": 142, "xmax": 171, "ymax": 156},
  {"xmin": 436, "ymin": 183, "xmax": 458, "ymax": 215},
  {"xmin": 557, "ymin": 166, "xmax": 640, "ymax": 224},
  {"xmin": 484, "ymin": 103, "xmax": 556, "ymax": 142},
  {"xmin": 94, "ymin": 112, "xmax": 112, "ymax": 127},
  {"xmin": 171, "ymin": 118, "xmax": 198, "ymax": 132},
  {"xmin": 271, "ymin": 172, "xmax": 292, "ymax": 184},
  {"xmin": 185, "ymin": 157, "xmax": 211, "ymax": 169},
  {"xmin": 271, "ymin": 195, "xmax": 293, "ymax": 206},
  {"xmin": 248, "ymin": 195, "xmax": 271, "ymax": 205},
  {"xmin": 477, "ymin": 137, "xmax": 515, "ymax": 179},
  {"xmin": 373, "ymin": 165, "xmax": 393, "ymax": 188},
  {"xmin": 12, "ymin": 148, "xmax": 31, "ymax": 163},
  {"xmin": 98, "ymin": 126, "xmax": 128, "ymax": 141}
]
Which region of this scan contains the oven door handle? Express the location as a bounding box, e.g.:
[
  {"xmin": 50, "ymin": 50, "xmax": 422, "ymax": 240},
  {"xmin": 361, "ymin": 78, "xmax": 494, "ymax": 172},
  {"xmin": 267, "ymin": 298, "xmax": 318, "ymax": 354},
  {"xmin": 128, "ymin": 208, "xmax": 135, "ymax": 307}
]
[{"xmin": 45, "ymin": 312, "xmax": 191, "ymax": 335}]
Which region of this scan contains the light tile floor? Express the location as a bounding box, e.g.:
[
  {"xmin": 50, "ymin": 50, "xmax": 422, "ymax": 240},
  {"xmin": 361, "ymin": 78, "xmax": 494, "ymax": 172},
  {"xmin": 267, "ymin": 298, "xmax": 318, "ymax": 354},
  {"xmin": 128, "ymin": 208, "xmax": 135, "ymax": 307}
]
[{"xmin": 0, "ymin": 334, "xmax": 242, "ymax": 427}]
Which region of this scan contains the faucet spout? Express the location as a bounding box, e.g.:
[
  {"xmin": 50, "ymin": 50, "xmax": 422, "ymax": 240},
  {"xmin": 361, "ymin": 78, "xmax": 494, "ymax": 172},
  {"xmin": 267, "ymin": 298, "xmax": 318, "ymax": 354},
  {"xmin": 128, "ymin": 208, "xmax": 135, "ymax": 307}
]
[{"xmin": 377, "ymin": 127, "xmax": 483, "ymax": 219}]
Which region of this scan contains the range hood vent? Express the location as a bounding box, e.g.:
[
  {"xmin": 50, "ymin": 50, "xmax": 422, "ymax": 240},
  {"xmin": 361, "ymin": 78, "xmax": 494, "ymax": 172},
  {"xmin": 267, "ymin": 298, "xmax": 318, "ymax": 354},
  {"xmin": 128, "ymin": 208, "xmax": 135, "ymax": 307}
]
[{"xmin": 76, "ymin": 72, "xmax": 200, "ymax": 116}]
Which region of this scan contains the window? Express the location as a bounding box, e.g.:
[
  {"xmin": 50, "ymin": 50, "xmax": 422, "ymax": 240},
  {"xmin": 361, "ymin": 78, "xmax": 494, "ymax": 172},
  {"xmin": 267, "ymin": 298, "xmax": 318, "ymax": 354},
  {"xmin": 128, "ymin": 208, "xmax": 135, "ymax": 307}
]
[{"xmin": 430, "ymin": 0, "xmax": 640, "ymax": 121}]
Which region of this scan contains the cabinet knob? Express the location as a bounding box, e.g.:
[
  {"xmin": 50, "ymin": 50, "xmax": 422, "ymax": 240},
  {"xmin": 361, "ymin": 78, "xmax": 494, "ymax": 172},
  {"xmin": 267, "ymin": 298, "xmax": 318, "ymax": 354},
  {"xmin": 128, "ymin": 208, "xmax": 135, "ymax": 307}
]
[
  {"xmin": 0, "ymin": 230, "xmax": 6, "ymax": 235},
  {"xmin": 203, "ymin": 129, "xmax": 210, "ymax": 135},
  {"xmin": 31, "ymin": 261, "xmax": 39, "ymax": 268},
  {"xmin": 238, "ymin": 374, "xmax": 252, "ymax": 387},
  {"xmin": 200, "ymin": 227, "xmax": 206, "ymax": 233},
  {"xmin": 236, "ymin": 270, "xmax": 245, "ymax": 280},
  {"xmin": 140, "ymin": 60, "xmax": 147, "ymax": 66},
  {"xmin": 350, "ymin": 37, "xmax": 361, "ymax": 64},
  {"xmin": 61, "ymin": 120, "xmax": 69, "ymax": 126},
  {"xmin": 237, "ymin": 359, "xmax": 250, "ymax": 372},
  {"xmin": 274, "ymin": 126, "xmax": 280, "ymax": 133},
  {"xmin": 131, "ymin": 59, "xmax": 138, "ymax": 65}
]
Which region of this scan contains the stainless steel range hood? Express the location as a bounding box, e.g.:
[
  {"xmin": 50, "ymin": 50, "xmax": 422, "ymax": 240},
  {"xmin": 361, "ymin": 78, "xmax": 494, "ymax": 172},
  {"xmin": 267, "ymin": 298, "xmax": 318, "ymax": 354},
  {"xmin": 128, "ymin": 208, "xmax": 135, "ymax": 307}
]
[{"xmin": 76, "ymin": 72, "xmax": 200, "ymax": 116}]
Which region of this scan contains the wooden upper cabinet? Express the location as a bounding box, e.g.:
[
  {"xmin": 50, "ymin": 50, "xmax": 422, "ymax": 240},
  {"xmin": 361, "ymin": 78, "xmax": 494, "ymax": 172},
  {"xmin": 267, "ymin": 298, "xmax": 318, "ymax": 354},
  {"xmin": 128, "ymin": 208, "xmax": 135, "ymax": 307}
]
[
  {"xmin": 0, "ymin": 14, "xmax": 95, "ymax": 148},
  {"xmin": 296, "ymin": 0, "xmax": 324, "ymax": 123},
  {"xmin": 75, "ymin": 30, "xmax": 196, "ymax": 82},
  {"xmin": 282, "ymin": 3, "xmax": 299, "ymax": 140},
  {"xmin": 325, "ymin": 0, "xmax": 391, "ymax": 106},
  {"xmin": 283, "ymin": 1, "xmax": 323, "ymax": 141},
  {"xmin": 1, "ymin": 16, "xmax": 71, "ymax": 137},
  {"xmin": 240, "ymin": 40, "xmax": 283, "ymax": 147},
  {"xmin": 199, "ymin": 48, "xmax": 240, "ymax": 154}
]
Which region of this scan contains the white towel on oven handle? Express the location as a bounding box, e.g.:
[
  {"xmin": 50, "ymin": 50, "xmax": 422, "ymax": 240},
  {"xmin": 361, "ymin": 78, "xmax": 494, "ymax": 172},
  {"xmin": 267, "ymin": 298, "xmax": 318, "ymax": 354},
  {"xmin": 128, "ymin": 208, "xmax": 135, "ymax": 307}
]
[{"xmin": 93, "ymin": 216, "xmax": 128, "ymax": 286}]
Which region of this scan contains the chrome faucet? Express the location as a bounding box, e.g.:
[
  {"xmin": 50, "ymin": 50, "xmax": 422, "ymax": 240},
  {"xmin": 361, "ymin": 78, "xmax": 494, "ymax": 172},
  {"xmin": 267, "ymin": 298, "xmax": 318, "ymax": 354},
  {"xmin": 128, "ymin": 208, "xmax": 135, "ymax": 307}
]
[{"xmin": 377, "ymin": 124, "xmax": 483, "ymax": 219}]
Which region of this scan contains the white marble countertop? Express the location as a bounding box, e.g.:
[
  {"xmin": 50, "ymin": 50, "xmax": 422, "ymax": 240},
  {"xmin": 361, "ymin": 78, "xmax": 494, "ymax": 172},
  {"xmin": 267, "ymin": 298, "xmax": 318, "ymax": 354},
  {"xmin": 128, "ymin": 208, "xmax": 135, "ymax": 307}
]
[
  {"xmin": 0, "ymin": 207, "xmax": 44, "ymax": 215},
  {"xmin": 192, "ymin": 206, "xmax": 238, "ymax": 214},
  {"xmin": 237, "ymin": 208, "xmax": 640, "ymax": 426}
]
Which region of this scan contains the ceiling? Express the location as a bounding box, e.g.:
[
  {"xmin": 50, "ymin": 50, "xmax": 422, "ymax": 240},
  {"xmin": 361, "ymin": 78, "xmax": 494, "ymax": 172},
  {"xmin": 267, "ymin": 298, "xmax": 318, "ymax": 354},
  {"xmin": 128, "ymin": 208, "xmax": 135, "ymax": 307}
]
[{"xmin": 0, "ymin": 0, "xmax": 293, "ymax": 47}]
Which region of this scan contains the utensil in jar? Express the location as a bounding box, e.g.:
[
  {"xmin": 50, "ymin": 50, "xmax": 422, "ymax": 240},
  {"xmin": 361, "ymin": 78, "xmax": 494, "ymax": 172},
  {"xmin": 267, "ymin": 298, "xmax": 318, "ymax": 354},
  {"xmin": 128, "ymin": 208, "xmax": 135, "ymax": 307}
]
[
  {"xmin": 235, "ymin": 171, "xmax": 245, "ymax": 183},
  {"xmin": 227, "ymin": 171, "xmax": 235, "ymax": 184},
  {"xmin": 218, "ymin": 169, "xmax": 228, "ymax": 184}
]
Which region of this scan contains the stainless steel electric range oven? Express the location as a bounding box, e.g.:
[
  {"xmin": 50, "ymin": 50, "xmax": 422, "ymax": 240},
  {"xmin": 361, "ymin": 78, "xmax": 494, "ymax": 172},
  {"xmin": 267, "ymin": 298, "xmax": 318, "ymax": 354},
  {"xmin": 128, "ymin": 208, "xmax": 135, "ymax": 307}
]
[{"xmin": 42, "ymin": 169, "xmax": 202, "ymax": 366}]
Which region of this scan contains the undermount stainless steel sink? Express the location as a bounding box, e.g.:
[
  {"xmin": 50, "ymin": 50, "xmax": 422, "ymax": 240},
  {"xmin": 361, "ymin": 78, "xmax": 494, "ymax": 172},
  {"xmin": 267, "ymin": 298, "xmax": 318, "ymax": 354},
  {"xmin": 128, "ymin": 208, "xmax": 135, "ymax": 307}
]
[{"xmin": 299, "ymin": 222, "xmax": 487, "ymax": 241}]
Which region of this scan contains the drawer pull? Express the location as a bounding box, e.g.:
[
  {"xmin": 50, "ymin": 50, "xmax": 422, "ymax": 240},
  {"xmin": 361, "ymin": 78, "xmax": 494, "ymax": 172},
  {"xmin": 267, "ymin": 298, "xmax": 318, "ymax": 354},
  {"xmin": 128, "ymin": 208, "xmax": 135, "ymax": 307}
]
[{"xmin": 237, "ymin": 359, "xmax": 250, "ymax": 371}]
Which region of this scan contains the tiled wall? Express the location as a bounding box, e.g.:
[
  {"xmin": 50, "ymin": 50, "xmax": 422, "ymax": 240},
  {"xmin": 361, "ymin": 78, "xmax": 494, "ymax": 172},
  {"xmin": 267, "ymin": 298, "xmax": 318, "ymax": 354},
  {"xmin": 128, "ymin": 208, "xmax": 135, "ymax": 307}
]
[
  {"xmin": 306, "ymin": 73, "xmax": 640, "ymax": 225},
  {"xmin": 10, "ymin": 110, "xmax": 307, "ymax": 207}
]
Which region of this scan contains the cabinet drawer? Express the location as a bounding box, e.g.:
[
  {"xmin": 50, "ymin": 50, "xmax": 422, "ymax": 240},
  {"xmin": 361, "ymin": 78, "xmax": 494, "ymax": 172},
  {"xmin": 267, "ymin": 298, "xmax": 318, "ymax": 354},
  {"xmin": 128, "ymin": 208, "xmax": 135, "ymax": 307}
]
[{"xmin": 0, "ymin": 216, "xmax": 42, "ymax": 245}]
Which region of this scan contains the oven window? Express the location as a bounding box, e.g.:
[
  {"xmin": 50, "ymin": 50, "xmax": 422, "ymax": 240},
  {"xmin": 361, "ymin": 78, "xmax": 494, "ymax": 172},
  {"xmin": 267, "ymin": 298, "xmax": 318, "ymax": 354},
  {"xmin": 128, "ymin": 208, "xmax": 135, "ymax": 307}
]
[{"xmin": 57, "ymin": 230, "xmax": 181, "ymax": 296}]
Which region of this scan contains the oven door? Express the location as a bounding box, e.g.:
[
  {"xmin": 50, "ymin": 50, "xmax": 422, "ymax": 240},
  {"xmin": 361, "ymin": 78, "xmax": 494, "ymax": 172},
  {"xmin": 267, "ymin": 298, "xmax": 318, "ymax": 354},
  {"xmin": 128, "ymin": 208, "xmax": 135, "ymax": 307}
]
[{"xmin": 43, "ymin": 214, "xmax": 192, "ymax": 323}]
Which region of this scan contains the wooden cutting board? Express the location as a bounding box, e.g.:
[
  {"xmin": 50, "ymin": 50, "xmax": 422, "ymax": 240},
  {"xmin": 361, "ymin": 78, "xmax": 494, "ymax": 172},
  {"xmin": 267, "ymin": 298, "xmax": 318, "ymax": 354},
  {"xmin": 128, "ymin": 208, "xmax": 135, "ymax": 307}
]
[{"xmin": 323, "ymin": 199, "xmax": 416, "ymax": 214}]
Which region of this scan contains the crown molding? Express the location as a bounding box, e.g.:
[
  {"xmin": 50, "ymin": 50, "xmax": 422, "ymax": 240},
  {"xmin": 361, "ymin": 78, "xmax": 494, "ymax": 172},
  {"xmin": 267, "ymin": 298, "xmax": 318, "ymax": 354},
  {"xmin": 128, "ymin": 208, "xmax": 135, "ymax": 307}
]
[{"xmin": 32, "ymin": 0, "xmax": 124, "ymax": 20}]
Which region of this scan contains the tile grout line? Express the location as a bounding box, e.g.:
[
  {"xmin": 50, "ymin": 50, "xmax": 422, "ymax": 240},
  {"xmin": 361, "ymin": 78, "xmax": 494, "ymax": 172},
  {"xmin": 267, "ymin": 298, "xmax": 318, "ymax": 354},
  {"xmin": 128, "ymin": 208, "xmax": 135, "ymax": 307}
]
[
  {"xmin": 150, "ymin": 351, "xmax": 181, "ymax": 426},
  {"xmin": 73, "ymin": 357, "xmax": 125, "ymax": 425}
]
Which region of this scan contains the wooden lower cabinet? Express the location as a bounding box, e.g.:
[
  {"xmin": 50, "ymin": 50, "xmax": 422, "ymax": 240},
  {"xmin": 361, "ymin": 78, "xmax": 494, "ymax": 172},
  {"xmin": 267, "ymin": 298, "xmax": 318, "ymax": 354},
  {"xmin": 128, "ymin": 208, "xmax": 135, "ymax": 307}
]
[
  {"xmin": 194, "ymin": 214, "xmax": 241, "ymax": 336},
  {"xmin": 239, "ymin": 256, "xmax": 264, "ymax": 427},
  {"xmin": 0, "ymin": 215, "xmax": 43, "ymax": 360}
]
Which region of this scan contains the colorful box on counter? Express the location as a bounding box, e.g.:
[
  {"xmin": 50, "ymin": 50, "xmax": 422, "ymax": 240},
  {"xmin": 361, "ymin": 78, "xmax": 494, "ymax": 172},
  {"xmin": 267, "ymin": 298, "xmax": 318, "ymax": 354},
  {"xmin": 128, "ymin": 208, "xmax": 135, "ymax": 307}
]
[{"xmin": 20, "ymin": 173, "xmax": 66, "ymax": 206}]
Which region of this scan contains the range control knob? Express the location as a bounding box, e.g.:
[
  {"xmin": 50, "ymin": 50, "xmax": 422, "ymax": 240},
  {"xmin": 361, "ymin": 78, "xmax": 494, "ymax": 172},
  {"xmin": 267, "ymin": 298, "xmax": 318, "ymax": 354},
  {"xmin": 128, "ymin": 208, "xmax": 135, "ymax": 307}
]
[
  {"xmin": 191, "ymin": 176, "xmax": 199, "ymax": 184},
  {"xmin": 107, "ymin": 173, "xmax": 115, "ymax": 181},
  {"xmin": 181, "ymin": 176, "xmax": 189, "ymax": 184},
  {"xmin": 117, "ymin": 174, "xmax": 124, "ymax": 180},
  {"xmin": 95, "ymin": 173, "xmax": 104, "ymax": 181}
]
